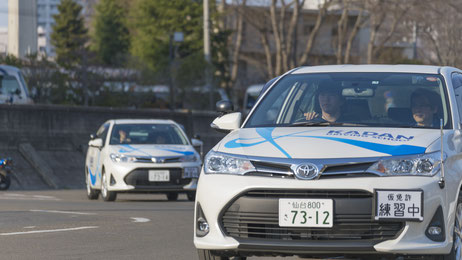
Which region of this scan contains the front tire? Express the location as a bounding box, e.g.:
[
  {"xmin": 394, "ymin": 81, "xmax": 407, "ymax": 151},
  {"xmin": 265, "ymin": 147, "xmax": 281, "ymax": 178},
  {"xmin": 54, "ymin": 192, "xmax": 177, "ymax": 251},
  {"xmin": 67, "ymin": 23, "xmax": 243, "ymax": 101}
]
[
  {"xmin": 187, "ymin": 191, "xmax": 196, "ymax": 201},
  {"xmin": 86, "ymin": 169, "xmax": 99, "ymax": 200},
  {"xmin": 197, "ymin": 250, "xmax": 246, "ymax": 260},
  {"xmin": 101, "ymin": 170, "xmax": 117, "ymax": 202},
  {"xmin": 166, "ymin": 192, "xmax": 178, "ymax": 201}
]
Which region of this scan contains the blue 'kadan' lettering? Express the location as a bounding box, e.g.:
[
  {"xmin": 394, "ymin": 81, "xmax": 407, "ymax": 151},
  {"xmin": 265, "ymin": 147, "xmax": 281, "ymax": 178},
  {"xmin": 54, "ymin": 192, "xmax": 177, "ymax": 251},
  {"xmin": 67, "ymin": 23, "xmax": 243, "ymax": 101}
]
[{"xmin": 326, "ymin": 130, "xmax": 414, "ymax": 142}]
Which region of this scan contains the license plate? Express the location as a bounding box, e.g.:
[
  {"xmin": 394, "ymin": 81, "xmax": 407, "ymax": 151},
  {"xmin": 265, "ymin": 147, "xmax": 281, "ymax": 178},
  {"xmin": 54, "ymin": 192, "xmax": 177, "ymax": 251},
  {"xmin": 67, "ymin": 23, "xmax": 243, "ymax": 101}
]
[
  {"xmin": 279, "ymin": 199, "xmax": 333, "ymax": 227},
  {"xmin": 148, "ymin": 170, "xmax": 170, "ymax": 182},
  {"xmin": 375, "ymin": 190, "xmax": 423, "ymax": 221}
]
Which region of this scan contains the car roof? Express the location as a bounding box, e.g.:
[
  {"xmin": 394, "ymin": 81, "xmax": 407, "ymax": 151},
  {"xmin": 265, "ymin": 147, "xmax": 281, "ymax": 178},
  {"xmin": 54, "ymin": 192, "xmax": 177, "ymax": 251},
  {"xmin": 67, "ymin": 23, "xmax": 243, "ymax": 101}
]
[
  {"xmin": 0, "ymin": 64, "xmax": 21, "ymax": 75},
  {"xmin": 291, "ymin": 64, "xmax": 449, "ymax": 74},
  {"xmin": 111, "ymin": 119, "xmax": 177, "ymax": 125}
]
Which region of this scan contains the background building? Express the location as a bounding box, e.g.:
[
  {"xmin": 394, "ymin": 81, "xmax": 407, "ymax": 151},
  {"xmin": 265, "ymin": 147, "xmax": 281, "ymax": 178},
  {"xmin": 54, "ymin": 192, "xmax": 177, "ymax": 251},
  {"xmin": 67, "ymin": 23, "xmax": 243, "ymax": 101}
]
[
  {"xmin": 8, "ymin": 0, "xmax": 37, "ymax": 58},
  {"xmin": 0, "ymin": 28, "xmax": 7, "ymax": 54}
]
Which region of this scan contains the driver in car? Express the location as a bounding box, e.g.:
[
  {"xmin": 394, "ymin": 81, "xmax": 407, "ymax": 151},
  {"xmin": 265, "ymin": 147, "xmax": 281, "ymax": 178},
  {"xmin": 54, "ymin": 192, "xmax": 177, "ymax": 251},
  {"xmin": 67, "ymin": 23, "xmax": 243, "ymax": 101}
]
[{"xmin": 304, "ymin": 83, "xmax": 354, "ymax": 123}]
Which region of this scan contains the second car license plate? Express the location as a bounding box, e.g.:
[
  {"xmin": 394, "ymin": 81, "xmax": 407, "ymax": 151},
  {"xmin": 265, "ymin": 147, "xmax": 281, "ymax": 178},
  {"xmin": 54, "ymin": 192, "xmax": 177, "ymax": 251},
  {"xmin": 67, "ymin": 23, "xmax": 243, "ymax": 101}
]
[
  {"xmin": 279, "ymin": 199, "xmax": 333, "ymax": 227},
  {"xmin": 375, "ymin": 190, "xmax": 423, "ymax": 221},
  {"xmin": 148, "ymin": 170, "xmax": 170, "ymax": 182}
]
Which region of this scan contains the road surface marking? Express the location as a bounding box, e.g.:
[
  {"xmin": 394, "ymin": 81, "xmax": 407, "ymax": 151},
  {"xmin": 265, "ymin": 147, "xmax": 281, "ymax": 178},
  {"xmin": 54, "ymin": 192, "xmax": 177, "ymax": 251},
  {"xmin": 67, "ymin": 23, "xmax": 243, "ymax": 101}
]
[
  {"xmin": 30, "ymin": 209, "xmax": 96, "ymax": 215},
  {"xmin": 0, "ymin": 226, "xmax": 98, "ymax": 236},
  {"xmin": 130, "ymin": 217, "xmax": 150, "ymax": 223},
  {"xmin": 32, "ymin": 195, "xmax": 56, "ymax": 199},
  {"xmin": 0, "ymin": 194, "xmax": 60, "ymax": 201}
]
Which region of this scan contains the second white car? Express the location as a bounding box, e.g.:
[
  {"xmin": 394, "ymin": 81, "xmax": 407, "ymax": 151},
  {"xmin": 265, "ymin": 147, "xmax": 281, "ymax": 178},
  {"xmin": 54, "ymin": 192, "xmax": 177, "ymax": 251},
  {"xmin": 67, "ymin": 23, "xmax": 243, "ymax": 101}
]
[{"xmin": 85, "ymin": 119, "xmax": 202, "ymax": 201}]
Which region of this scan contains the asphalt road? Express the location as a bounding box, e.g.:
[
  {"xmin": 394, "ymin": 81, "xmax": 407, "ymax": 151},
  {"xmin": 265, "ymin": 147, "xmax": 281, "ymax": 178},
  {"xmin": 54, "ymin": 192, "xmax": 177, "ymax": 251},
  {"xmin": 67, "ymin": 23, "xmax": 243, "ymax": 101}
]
[{"xmin": 0, "ymin": 190, "xmax": 300, "ymax": 260}]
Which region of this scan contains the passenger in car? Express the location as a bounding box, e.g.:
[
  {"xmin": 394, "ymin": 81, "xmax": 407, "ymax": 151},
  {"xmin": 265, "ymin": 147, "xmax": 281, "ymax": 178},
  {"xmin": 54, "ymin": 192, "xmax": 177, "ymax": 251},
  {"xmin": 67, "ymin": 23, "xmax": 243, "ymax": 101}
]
[
  {"xmin": 410, "ymin": 88, "xmax": 441, "ymax": 128},
  {"xmin": 304, "ymin": 83, "xmax": 356, "ymax": 123}
]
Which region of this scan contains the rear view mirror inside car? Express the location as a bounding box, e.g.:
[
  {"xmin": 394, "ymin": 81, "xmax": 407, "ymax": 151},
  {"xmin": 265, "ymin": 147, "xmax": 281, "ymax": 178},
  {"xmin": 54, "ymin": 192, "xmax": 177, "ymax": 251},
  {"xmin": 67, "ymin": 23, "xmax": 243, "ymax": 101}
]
[{"xmin": 342, "ymin": 87, "xmax": 374, "ymax": 97}]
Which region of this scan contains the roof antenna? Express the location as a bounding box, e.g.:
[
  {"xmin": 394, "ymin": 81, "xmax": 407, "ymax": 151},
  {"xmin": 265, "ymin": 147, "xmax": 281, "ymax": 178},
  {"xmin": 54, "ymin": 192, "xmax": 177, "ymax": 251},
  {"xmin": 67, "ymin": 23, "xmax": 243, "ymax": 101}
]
[{"xmin": 438, "ymin": 118, "xmax": 445, "ymax": 189}]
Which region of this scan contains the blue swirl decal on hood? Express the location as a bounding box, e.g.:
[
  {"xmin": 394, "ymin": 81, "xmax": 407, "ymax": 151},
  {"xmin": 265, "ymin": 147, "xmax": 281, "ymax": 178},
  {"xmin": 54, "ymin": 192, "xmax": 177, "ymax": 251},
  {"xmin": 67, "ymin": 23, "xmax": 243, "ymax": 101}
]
[
  {"xmin": 118, "ymin": 144, "xmax": 193, "ymax": 156},
  {"xmin": 224, "ymin": 128, "xmax": 426, "ymax": 158}
]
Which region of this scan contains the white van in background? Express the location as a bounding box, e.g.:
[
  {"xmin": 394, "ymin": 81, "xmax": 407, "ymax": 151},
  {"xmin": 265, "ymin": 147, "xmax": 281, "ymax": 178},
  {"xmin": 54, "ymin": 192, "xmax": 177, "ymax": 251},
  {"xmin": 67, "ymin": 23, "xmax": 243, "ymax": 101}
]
[
  {"xmin": 0, "ymin": 65, "xmax": 33, "ymax": 105},
  {"xmin": 243, "ymin": 84, "xmax": 264, "ymax": 114}
]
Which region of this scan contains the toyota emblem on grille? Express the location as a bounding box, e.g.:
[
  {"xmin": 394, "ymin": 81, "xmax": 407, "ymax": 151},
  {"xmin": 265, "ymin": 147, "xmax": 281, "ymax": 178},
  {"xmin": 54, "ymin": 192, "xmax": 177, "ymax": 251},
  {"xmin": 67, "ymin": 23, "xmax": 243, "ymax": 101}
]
[{"xmin": 294, "ymin": 163, "xmax": 319, "ymax": 180}]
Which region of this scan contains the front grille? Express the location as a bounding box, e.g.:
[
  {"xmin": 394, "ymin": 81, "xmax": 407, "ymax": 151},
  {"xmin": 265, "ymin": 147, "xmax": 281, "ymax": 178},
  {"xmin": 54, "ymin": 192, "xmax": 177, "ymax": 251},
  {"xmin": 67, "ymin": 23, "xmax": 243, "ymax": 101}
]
[
  {"xmin": 124, "ymin": 168, "xmax": 190, "ymax": 186},
  {"xmin": 246, "ymin": 160, "xmax": 378, "ymax": 179},
  {"xmin": 220, "ymin": 189, "xmax": 404, "ymax": 242},
  {"xmin": 133, "ymin": 156, "xmax": 182, "ymax": 163},
  {"xmin": 246, "ymin": 189, "xmax": 372, "ymax": 199}
]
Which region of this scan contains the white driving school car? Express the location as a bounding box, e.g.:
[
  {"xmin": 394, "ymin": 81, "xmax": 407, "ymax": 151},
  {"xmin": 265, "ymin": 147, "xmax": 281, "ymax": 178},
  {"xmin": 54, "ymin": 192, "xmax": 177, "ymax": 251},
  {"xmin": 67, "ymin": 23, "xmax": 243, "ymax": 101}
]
[
  {"xmin": 85, "ymin": 119, "xmax": 202, "ymax": 201},
  {"xmin": 194, "ymin": 65, "xmax": 462, "ymax": 260}
]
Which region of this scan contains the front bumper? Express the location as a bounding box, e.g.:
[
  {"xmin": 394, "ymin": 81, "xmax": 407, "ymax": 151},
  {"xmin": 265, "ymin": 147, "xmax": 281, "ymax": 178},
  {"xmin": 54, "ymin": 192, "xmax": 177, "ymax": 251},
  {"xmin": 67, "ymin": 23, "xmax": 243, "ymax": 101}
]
[
  {"xmin": 194, "ymin": 173, "xmax": 454, "ymax": 257},
  {"xmin": 106, "ymin": 162, "xmax": 200, "ymax": 193}
]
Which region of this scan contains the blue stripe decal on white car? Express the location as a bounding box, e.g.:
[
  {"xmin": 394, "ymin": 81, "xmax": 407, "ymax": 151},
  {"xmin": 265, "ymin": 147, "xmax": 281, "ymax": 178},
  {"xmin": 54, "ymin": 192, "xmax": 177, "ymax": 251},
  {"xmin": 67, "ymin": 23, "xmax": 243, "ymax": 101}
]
[{"xmin": 224, "ymin": 128, "xmax": 426, "ymax": 157}]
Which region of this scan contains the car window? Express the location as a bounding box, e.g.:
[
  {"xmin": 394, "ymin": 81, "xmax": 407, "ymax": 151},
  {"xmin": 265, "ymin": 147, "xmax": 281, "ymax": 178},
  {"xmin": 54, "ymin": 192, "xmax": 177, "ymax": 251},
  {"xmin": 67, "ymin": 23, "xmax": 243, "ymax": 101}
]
[
  {"xmin": 245, "ymin": 72, "xmax": 451, "ymax": 129},
  {"xmin": 109, "ymin": 123, "xmax": 189, "ymax": 145},
  {"xmin": 0, "ymin": 75, "xmax": 21, "ymax": 95},
  {"xmin": 96, "ymin": 123, "xmax": 110, "ymax": 144},
  {"xmin": 452, "ymin": 73, "xmax": 462, "ymax": 123}
]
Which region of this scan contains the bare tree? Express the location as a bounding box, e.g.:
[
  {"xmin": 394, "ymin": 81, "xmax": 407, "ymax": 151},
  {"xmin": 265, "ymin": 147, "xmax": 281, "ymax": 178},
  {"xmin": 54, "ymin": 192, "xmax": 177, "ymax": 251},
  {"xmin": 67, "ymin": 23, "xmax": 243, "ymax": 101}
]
[
  {"xmin": 229, "ymin": 0, "xmax": 247, "ymax": 90},
  {"xmin": 415, "ymin": 0, "xmax": 462, "ymax": 67},
  {"xmin": 364, "ymin": 0, "xmax": 415, "ymax": 64},
  {"xmin": 333, "ymin": 0, "xmax": 366, "ymax": 64},
  {"xmin": 239, "ymin": 0, "xmax": 332, "ymax": 78}
]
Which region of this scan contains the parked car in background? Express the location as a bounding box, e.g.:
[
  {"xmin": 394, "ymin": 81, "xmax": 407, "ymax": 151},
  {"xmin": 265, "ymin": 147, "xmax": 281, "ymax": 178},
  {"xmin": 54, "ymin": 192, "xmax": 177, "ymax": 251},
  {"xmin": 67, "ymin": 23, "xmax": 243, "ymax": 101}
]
[
  {"xmin": 85, "ymin": 119, "xmax": 202, "ymax": 202},
  {"xmin": 242, "ymin": 84, "xmax": 264, "ymax": 115},
  {"xmin": 0, "ymin": 65, "xmax": 33, "ymax": 105},
  {"xmin": 195, "ymin": 64, "xmax": 462, "ymax": 259}
]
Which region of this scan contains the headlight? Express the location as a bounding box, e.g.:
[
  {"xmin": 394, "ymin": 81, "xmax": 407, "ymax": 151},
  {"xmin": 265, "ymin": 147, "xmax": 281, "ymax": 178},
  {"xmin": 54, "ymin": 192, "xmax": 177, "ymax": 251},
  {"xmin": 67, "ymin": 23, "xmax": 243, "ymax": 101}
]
[
  {"xmin": 368, "ymin": 151, "xmax": 444, "ymax": 176},
  {"xmin": 204, "ymin": 151, "xmax": 255, "ymax": 175},
  {"xmin": 110, "ymin": 153, "xmax": 136, "ymax": 163},
  {"xmin": 180, "ymin": 154, "xmax": 199, "ymax": 162}
]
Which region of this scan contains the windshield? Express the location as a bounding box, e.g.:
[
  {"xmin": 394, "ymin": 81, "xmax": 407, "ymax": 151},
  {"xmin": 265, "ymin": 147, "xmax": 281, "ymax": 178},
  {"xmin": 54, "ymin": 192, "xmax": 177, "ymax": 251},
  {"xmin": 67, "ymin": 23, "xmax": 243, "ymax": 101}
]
[
  {"xmin": 245, "ymin": 72, "xmax": 451, "ymax": 129},
  {"xmin": 109, "ymin": 123, "xmax": 189, "ymax": 145}
]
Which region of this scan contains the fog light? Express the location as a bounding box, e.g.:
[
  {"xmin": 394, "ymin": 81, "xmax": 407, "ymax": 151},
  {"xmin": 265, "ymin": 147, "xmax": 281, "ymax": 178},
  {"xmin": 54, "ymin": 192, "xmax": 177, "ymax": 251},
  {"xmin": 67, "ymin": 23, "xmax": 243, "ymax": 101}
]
[
  {"xmin": 196, "ymin": 203, "xmax": 209, "ymax": 237},
  {"xmin": 110, "ymin": 175, "xmax": 116, "ymax": 186},
  {"xmin": 428, "ymin": 226, "xmax": 442, "ymax": 235},
  {"xmin": 425, "ymin": 206, "xmax": 445, "ymax": 242},
  {"xmin": 198, "ymin": 218, "xmax": 209, "ymax": 232}
]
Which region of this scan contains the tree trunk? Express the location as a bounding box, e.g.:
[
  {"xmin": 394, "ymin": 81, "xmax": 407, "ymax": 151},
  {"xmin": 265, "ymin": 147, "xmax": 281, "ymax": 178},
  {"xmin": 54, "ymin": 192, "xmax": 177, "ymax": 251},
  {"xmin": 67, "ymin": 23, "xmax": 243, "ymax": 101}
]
[
  {"xmin": 286, "ymin": 0, "xmax": 304, "ymax": 69},
  {"xmin": 270, "ymin": 0, "xmax": 282, "ymax": 75},
  {"xmin": 298, "ymin": 0, "xmax": 332, "ymax": 66},
  {"xmin": 230, "ymin": 0, "xmax": 246, "ymax": 89},
  {"xmin": 336, "ymin": 0, "xmax": 349, "ymax": 64},
  {"xmin": 260, "ymin": 32, "xmax": 274, "ymax": 78},
  {"xmin": 344, "ymin": 4, "xmax": 364, "ymax": 64}
]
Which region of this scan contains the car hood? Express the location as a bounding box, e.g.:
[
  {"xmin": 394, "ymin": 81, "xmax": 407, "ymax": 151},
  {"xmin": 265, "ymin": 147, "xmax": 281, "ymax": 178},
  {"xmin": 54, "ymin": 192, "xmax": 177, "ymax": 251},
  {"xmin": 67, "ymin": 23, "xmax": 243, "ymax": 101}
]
[
  {"xmin": 110, "ymin": 144, "xmax": 196, "ymax": 157},
  {"xmin": 217, "ymin": 127, "xmax": 441, "ymax": 159}
]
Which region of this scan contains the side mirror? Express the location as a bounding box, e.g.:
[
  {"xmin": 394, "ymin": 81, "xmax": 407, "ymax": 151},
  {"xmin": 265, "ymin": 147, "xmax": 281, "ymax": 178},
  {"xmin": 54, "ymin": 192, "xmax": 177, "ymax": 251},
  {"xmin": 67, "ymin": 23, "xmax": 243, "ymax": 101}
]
[
  {"xmin": 88, "ymin": 138, "xmax": 103, "ymax": 148},
  {"xmin": 216, "ymin": 100, "xmax": 234, "ymax": 115},
  {"xmin": 191, "ymin": 138, "xmax": 204, "ymax": 162},
  {"xmin": 211, "ymin": 112, "xmax": 241, "ymax": 133},
  {"xmin": 191, "ymin": 138, "xmax": 203, "ymax": 147},
  {"xmin": 90, "ymin": 134, "xmax": 96, "ymax": 140}
]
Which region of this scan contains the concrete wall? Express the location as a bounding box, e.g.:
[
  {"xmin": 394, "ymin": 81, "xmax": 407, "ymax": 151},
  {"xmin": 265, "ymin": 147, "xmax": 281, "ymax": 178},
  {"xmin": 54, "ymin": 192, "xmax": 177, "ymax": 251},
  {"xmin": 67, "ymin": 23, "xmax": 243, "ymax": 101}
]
[{"xmin": 1, "ymin": 104, "xmax": 225, "ymax": 190}]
